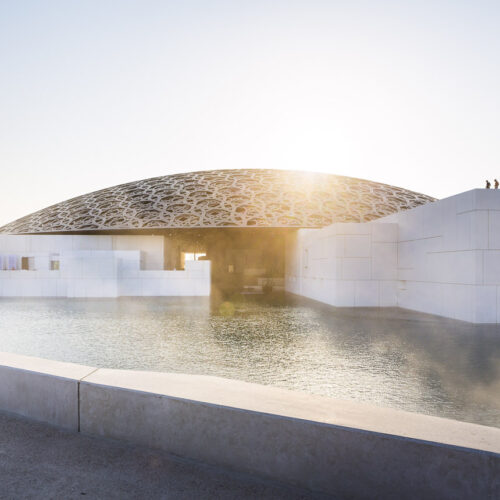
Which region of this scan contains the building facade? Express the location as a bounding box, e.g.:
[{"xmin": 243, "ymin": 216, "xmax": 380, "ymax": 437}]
[{"xmin": 2, "ymin": 169, "xmax": 496, "ymax": 322}]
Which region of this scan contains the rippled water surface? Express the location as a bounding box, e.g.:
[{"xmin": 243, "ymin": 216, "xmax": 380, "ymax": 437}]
[{"xmin": 0, "ymin": 295, "xmax": 499, "ymax": 427}]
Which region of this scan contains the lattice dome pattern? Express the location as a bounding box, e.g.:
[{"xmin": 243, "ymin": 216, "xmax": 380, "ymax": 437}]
[{"xmin": 0, "ymin": 169, "xmax": 435, "ymax": 233}]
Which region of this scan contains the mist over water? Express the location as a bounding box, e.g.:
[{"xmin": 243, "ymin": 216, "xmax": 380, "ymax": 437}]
[{"xmin": 0, "ymin": 295, "xmax": 498, "ymax": 428}]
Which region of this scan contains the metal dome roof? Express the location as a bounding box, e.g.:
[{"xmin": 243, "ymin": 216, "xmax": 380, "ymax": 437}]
[{"xmin": 0, "ymin": 169, "xmax": 435, "ymax": 234}]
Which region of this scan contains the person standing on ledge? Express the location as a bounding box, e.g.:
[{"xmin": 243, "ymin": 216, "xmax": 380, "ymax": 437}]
[
  {"xmin": 495, "ymin": 179, "xmax": 499, "ymax": 189},
  {"xmin": 486, "ymin": 180, "xmax": 491, "ymax": 189}
]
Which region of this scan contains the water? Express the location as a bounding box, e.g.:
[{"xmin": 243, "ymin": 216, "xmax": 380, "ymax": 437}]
[{"xmin": 0, "ymin": 294, "xmax": 499, "ymax": 428}]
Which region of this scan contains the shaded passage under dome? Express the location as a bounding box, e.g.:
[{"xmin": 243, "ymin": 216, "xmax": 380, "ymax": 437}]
[{"xmin": 0, "ymin": 169, "xmax": 435, "ymax": 234}]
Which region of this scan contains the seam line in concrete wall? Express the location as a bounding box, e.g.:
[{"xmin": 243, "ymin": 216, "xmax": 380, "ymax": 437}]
[
  {"xmin": 331, "ymin": 278, "xmax": 396, "ymax": 282},
  {"xmin": 426, "ymin": 249, "xmax": 480, "ymax": 254},
  {"xmin": 77, "ymin": 380, "xmax": 80, "ymax": 432},
  {"xmin": 397, "ymin": 236, "xmax": 441, "ymax": 243},
  {"xmin": 488, "ymin": 210, "xmax": 490, "ymax": 250},
  {"xmin": 78, "ymin": 368, "xmax": 100, "ymax": 432},
  {"xmin": 396, "ymin": 224, "xmax": 400, "ymax": 307},
  {"xmin": 397, "ymin": 280, "xmax": 488, "ymax": 286},
  {"xmin": 456, "ymin": 209, "xmax": 490, "ymax": 216},
  {"xmin": 480, "ymin": 250, "xmax": 484, "ymax": 285}
]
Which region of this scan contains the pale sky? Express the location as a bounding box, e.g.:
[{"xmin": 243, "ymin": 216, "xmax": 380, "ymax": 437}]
[{"xmin": 1, "ymin": 1, "xmax": 499, "ymax": 226}]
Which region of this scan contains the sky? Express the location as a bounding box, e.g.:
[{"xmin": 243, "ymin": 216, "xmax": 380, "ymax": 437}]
[{"xmin": 1, "ymin": 0, "xmax": 499, "ymax": 226}]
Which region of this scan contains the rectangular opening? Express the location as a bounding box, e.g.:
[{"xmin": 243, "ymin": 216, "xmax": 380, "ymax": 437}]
[{"xmin": 184, "ymin": 252, "xmax": 206, "ymax": 262}]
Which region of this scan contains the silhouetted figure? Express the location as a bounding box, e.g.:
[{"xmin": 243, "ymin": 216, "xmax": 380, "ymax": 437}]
[
  {"xmin": 486, "ymin": 180, "xmax": 491, "ymax": 189},
  {"xmin": 495, "ymin": 179, "xmax": 499, "ymax": 189}
]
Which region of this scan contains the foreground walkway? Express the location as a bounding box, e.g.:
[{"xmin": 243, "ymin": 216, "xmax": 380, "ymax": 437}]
[{"xmin": 0, "ymin": 412, "xmax": 321, "ymax": 500}]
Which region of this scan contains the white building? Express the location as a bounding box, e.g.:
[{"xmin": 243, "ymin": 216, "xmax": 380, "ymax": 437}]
[
  {"xmin": 1, "ymin": 169, "xmax": 498, "ymax": 323},
  {"xmin": 286, "ymin": 188, "xmax": 500, "ymax": 323},
  {"xmin": 0, "ymin": 234, "xmax": 210, "ymax": 298}
]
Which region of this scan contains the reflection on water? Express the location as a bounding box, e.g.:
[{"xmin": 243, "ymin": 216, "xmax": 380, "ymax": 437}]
[{"xmin": 0, "ymin": 294, "xmax": 499, "ymax": 428}]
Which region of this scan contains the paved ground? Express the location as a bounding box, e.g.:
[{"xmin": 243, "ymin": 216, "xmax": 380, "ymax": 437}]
[{"xmin": 0, "ymin": 411, "xmax": 323, "ymax": 500}]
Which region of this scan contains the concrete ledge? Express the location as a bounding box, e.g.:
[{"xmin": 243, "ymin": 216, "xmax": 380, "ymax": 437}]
[
  {"xmin": 0, "ymin": 352, "xmax": 95, "ymax": 430},
  {"xmin": 0, "ymin": 352, "xmax": 499, "ymax": 498},
  {"xmin": 80, "ymin": 370, "xmax": 500, "ymax": 499}
]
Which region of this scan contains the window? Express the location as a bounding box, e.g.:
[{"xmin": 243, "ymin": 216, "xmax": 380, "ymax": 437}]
[
  {"xmin": 21, "ymin": 257, "xmax": 36, "ymax": 270},
  {"xmin": 183, "ymin": 252, "xmax": 206, "ymax": 261},
  {"xmin": 50, "ymin": 254, "xmax": 60, "ymax": 270}
]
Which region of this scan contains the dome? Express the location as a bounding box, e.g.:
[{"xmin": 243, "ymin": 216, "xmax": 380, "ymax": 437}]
[{"xmin": 0, "ymin": 169, "xmax": 435, "ymax": 234}]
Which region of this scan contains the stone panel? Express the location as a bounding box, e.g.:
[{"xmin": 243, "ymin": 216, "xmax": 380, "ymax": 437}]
[
  {"xmin": 344, "ymin": 235, "xmax": 371, "ymax": 258},
  {"xmin": 0, "ymin": 352, "xmax": 95, "ymax": 430},
  {"xmin": 80, "ymin": 369, "xmax": 500, "ymax": 500}
]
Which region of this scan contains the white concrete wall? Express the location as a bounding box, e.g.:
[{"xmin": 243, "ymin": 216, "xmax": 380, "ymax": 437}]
[
  {"xmin": 0, "ymin": 352, "xmax": 498, "ymax": 499},
  {"xmin": 0, "ymin": 352, "xmax": 95, "ymax": 430},
  {"xmin": 0, "ymin": 234, "xmax": 164, "ymax": 270},
  {"xmin": 377, "ymin": 189, "xmax": 500, "ymax": 322},
  {"xmin": 118, "ymin": 260, "xmax": 211, "ymax": 297},
  {"xmin": 286, "ymin": 189, "xmax": 500, "ymax": 323},
  {"xmin": 0, "ymin": 260, "xmax": 210, "ymax": 297},
  {"xmin": 111, "ymin": 235, "xmax": 163, "ymax": 270},
  {"xmin": 0, "ymin": 235, "xmax": 210, "ymax": 297},
  {"xmin": 0, "ymin": 270, "xmax": 68, "ymax": 297},
  {"xmin": 286, "ymin": 222, "xmax": 398, "ymax": 307},
  {"xmin": 61, "ymin": 251, "xmax": 122, "ymax": 298}
]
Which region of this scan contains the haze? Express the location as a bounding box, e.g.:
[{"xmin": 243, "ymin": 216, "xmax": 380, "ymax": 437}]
[{"xmin": 1, "ymin": 0, "xmax": 499, "ymax": 226}]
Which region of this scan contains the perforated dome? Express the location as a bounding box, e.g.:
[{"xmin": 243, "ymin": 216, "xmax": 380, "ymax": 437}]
[{"xmin": 0, "ymin": 169, "xmax": 435, "ymax": 233}]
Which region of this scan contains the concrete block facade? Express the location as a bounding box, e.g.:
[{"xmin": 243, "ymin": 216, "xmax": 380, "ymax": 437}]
[
  {"xmin": 380, "ymin": 189, "xmax": 500, "ymax": 322},
  {"xmin": 285, "ymin": 222, "xmax": 398, "ymax": 307},
  {"xmin": 0, "ymin": 235, "xmax": 210, "ymax": 298},
  {"xmin": 0, "ymin": 234, "xmax": 164, "ymax": 271},
  {"xmin": 286, "ymin": 189, "xmax": 500, "ymax": 323},
  {"xmin": 3, "ymin": 189, "xmax": 500, "ymax": 319}
]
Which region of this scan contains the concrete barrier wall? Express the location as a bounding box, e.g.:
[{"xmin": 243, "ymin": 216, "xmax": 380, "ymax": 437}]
[
  {"xmin": 0, "ymin": 352, "xmax": 95, "ymax": 430},
  {"xmin": 0, "ymin": 352, "xmax": 498, "ymax": 499}
]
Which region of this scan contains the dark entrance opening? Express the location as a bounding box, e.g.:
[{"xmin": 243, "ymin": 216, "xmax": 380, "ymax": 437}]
[{"xmin": 161, "ymin": 228, "xmax": 293, "ymax": 297}]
